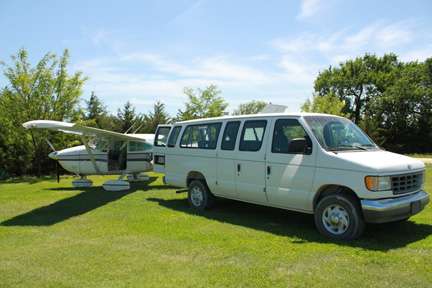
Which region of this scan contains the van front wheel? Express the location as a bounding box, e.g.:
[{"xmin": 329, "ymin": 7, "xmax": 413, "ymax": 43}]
[
  {"xmin": 188, "ymin": 180, "xmax": 214, "ymax": 211},
  {"xmin": 314, "ymin": 194, "xmax": 365, "ymax": 240}
]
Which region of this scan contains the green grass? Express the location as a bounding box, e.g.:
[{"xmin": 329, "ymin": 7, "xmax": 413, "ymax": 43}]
[
  {"xmin": 1, "ymin": 168, "xmax": 431, "ymax": 288},
  {"xmin": 406, "ymin": 153, "xmax": 432, "ymax": 158}
]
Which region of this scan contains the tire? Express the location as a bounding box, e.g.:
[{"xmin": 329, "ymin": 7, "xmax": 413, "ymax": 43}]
[
  {"xmin": 188, "ymin": 180, "xmax": 215, "ymax": 212},
  {"xmin": 314, "ymin": 193, "xmax": 365, "ymax": 240}
]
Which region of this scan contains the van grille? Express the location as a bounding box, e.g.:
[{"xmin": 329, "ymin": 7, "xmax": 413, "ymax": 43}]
[{"xmin": 391, "ymin": 172, "xmax": 423, "ymax": 195}]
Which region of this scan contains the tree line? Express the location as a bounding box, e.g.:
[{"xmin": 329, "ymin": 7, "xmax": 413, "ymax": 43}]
[
  {"xmin": 301, "ymin": 53, "xmax": 432, "ymax": 153},
  {"xmin": 0, "ymin": 49, "xmax": 431, "ymax": 178},
  {"xmin": 0, "ymin": 49, "xmax": 267, "ymax": 178}
]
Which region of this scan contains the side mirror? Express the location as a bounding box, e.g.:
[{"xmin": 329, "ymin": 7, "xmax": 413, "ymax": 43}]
[{"xmin": 288, "ymin": 138, "xmax": 310, "ymax": 154}]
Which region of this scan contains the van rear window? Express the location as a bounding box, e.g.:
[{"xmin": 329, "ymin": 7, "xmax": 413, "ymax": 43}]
[{"xmin": 180, "ymin": 123, "xmax": 222, "ymax": 149}]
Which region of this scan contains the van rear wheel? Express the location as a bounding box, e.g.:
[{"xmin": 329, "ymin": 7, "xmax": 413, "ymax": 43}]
[
  {"xmin": 315, "ymin": 193, "xmax": 365, "ymax": 240},
  {"xmin": 188, "ymin": 180, "xmax": 215, "ymax": 211}
]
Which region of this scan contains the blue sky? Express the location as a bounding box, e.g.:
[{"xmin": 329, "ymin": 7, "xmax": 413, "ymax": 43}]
[{"xmin": 1, "ymin": 0, "xmax": 431, "ymax": 115}]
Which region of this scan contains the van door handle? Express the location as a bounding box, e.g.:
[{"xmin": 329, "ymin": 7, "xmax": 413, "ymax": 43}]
[
  {"xmin": 237, "ymin": 163, "xmax": 241, "ymax": 173},
  {"xmin": 267, "ymin": 166, "xmax": 271, "ymax": 175}
]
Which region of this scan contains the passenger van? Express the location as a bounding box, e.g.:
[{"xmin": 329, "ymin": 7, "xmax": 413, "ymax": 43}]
[{"xmin": 153, "ymin": 113, "xmax": 429, "ymax": 240}]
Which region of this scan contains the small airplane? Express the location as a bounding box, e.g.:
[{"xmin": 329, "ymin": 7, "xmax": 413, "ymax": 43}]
[{"xmin": 23, "ymin": 120, "xmax": 156, "ymax": 191}]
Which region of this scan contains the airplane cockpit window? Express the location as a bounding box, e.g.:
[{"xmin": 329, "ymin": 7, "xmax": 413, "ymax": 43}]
[{"xmin": 129, "ymin": 141, "xmax": 146, "ymax": 152}]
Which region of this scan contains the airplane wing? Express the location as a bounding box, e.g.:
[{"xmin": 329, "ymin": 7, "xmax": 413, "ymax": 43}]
[{"xmin": 23, "ymin": 120, "xmax": 150, "ymax": 142}]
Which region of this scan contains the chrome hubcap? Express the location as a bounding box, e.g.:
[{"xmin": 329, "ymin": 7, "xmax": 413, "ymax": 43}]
[
  {"xmin": 322, "ymin": 204, "xmax": 350, "ymax": 235},
  {"xmin": 190, "ymin": 186, "xmax": 204, "ymax": 207}
]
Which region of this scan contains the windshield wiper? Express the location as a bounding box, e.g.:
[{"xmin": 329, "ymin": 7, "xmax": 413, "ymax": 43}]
[
  {"xmin": 329, "ymin": 145, "xmax": 368, "ymax": 151},
  {"xmin": 350, "ymin": 145, "xmax": 368, "ymax": 151}
]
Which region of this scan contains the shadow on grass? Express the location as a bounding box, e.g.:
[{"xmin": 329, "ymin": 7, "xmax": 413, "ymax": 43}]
[
  {"xmin": 148, "ymin": 197, "xmax": 432, "ymax": 251},
  {"xmin": 1, "ymin": 177, "xmax": 160, "ymax": 227},
  {"xmin": 1, "ymin": 175, "xmax": 59, "ymax": 184}
]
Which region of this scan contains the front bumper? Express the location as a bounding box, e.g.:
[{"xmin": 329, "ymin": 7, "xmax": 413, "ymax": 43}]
[{"xmin": 361, "ymin": 191, "xmax": 429, "ymax": 223}]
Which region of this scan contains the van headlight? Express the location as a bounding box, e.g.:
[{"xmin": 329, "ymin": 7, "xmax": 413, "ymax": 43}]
[{"xmin": 365, "ymin": 176, "xmax": 392, "ymax": 191}]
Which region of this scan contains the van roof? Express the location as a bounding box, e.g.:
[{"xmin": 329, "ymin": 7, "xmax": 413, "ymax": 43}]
[{"xmin": 175, "ymin": 112, "xmax": 344, "ymax": 124}]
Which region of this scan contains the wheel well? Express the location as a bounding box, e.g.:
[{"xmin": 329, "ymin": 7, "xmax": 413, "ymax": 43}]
[
  {"xmin": 313, "ymin": 185, "xmax": 360, "ymax": 211},
  {"xmin": 186, "ymin": 171, "xmax": 207, "ymax": 187}
]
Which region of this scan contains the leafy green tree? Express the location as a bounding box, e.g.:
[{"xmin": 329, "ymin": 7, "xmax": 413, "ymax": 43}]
[
  {"xmin": 176, "ymin": 85, "xmax": 227, "ymax": 121},
  {"xmin": 142, "ymin": 101, "xmax": 170, "ymax": 133},
  {"xmin": 232, "ymin": 100, "xmax": 267, "ymax": 115},
  {"xmin": 312, "ymin": 53, "xmax": 432, "ymax": 153},
  {"xmin": 301, "ymin": 92, "xmax": 346, "ymax": 116},
  {"xmin": 366, "ymin": 59, "xmax": 432, "ymax": 152},
  {"xmin": 0, "ymin": 48, "xmax": 86, "ymax": 176},
  {"xmin": 314, "ymin": 53, "xmax": 399, "ymax": 123}
]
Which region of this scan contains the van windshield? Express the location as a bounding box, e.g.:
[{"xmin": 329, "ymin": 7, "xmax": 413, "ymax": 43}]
[{"xmin": 303, "ymin": 116, "xmax": 378, "ymax": 151}]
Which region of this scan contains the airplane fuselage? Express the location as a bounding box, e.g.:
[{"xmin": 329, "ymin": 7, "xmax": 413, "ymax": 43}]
[{"xmin": 49, "ymin": 145, "xmax": 153, "ymax": 175}]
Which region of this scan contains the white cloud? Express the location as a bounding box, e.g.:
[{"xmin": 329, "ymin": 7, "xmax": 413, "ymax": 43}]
[
  {"xmin": 120, "ymin": 53, "xmax": 270, "ymax": 82},
  {"xmin": 400, "ymin": 48, "xmax": 432, "ymax": 62},
  {"xmin": 272, "ymin": 20, "xmax": 422, "ymax": 66},
  {"xmin": 74, "ymin": 53, "xmax": 299, "ymax": 114},
  {"xmin": 343, "ymin": 21, "xmax": 414, "ymax": 50},
  {"xmin": 91, "ymin": 29, "xmax": 111, "ymax": 46},
  {"xmin": 297, "ymin": 0, "xmax": 321, "ymax": 20},
  {"xmin": 74, "ymin": 19, "xmax": 429, "ymax": 115},
  {"xmin": 268, "ymin": 19, "xmax": 429, "ymax": 99}
]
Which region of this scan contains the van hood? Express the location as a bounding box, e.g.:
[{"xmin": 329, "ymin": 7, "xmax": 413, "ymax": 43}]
[{"xmin": 330, "ymin": 150, "xmax": 425, "ymax": 174}]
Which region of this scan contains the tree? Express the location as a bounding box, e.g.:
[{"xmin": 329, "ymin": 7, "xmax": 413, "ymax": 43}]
[
  {"xmin": 0, "ymin": 48, "xmax": 86, "ymax": 176},
  {"xmin": 116, "ymin": 101, "xmax": 140, "ymax": 133},
  {"xmin": 314, "ymin": 53, "xmax": 399, "ymax": 123},
  {"xmin": 311, "ymin": 53, "xmax": 432, "ymax": 153},
  {"xmin": 365, "ymin": 59, "xmax": 432, "ymax": 152},
  {"xmin": 232, "ymin": 100, "xmax": 267, "ymax": 115},
  {"xmin": 84, "ymin": 91, "xmax": 107, "ymax": 126},
  {"xmin": 142, "ymin": 101, "xmax": 170, "ymax": 133},
  {"xmin": 176, "ymin": 85, "xmax": 227, "ymax": 121},
  {"xmin": 81, "ymin": 91, "xmax": 116, "ymax": 130},
  {"xmin": 301, "ymin": 93, "xmax": 346, "ymax": 116}
]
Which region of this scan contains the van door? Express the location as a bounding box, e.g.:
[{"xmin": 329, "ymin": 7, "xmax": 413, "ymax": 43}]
[
  {"xmin": 153, "ymin": 125, "xmax": 172, "ymax": 173},
  {"xmin": 235, "ymin": 119, "xmax": 270, "ymax": 203},
  {"xmin": 215, "ymin": 121, "xmax": 241, "ymax": 198},
  {"xmin": 265, "ymin": 118, "xmax": 316, "ymax": 211}
]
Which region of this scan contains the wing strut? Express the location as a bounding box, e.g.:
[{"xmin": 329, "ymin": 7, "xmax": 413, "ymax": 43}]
[{"xmin": 81, "ymin": 136, "xmax": 101, "ymax": 174}]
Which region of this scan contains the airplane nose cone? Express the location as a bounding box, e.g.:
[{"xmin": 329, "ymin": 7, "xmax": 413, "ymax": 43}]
[{"xmin": 48, "ymin": 151, "xmax": 58, "ymax": 160}]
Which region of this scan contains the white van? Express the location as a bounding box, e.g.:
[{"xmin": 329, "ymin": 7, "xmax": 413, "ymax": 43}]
[{"xmin": 153, "ymin": 113, "xmax": 429, "ymax": 240}]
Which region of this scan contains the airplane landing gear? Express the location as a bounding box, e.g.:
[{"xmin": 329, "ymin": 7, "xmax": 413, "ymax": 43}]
[
  {"xmin": 72, "ymin": 176, "xmax": 93, "ymax": 188},
  {"xmin": 127, "ymin": 173, "xmax": 150, "ymax": 182},
  {"xmin": 102, "ymin": 174, "xmax": 130, "ymax": 192}
]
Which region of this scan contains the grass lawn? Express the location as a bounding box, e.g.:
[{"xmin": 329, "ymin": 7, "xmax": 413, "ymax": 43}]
[
  {"xmin": 406, "ymin": 153, "xmax": 432, "ymax": 159},
  {"xmin": 1, "ymin": 167, "xmax": 431, "ymax": 288}
]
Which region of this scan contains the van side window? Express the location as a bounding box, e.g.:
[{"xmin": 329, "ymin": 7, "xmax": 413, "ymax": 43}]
[
  {"xmin": 272, "ymin": 119, "xmax": 311, "ymax": 154},
  {"xmin": 167, "ymin": 126, "xmax": 182, "ymax": 147},
  {"xmin": 154, "ymin": 126, "xmax": 171, "ymax": 147},
  {"xmin": 239, "ymin": 120, "xmax": 267, "ymax": 151},
  {"xmin": 180, "ymin": 123, "xmax": 222, "ymax": 149},
  {"xmin": 221, "ymin": 121, "xmax": 240, "ymax": 150}
]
